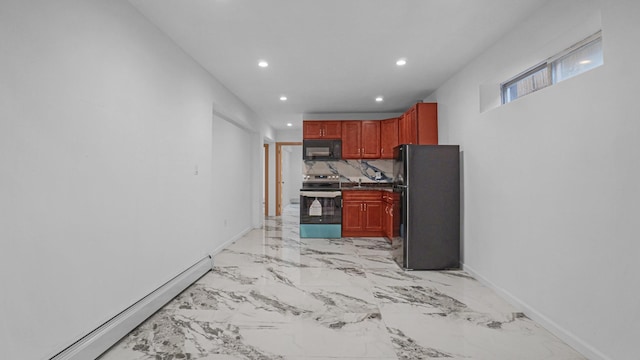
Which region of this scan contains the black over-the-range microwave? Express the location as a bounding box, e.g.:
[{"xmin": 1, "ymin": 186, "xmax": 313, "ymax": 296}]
[{"xmin": 303, "ymin": 139, "xmax": 342, "ymax": 160}]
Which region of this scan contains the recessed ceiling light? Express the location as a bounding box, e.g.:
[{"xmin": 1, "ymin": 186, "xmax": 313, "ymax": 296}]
[
  {"xmin": 280, "ymin": 96, "xmax": 287, "ymax": 101},
  {"xmin": 258, "ymin": 60, "xmax": 269, "ymax": 68},
  {"xmin": 396, "ymin": 58, "xmax": 407, "ymax": 66},
  {"xmin": 286, "ymin": 123, "xmax": 293, "ymax": 127},
  {"xmin": 375, "ymin": 96, "xmax": 384, "ymax": 102}
]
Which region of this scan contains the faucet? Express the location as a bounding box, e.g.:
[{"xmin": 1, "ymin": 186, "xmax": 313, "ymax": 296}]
[{"xmin": 358, "ymin": 178, "xmax": 362, "ymax": 187}]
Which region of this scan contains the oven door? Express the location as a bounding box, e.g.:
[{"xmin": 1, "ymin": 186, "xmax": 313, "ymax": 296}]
[{"xmin": 299, "ymin": 191, "xmax": 342, "ymax": 224}]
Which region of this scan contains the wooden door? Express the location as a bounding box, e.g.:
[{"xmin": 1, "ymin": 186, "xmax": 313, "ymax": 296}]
[
  {"xmin": 380, "ymin": 118, "xmax": 398, "ymax": 159},
  {"xmin": 383, "ymin": 203, "xmax": 392, "ymax": 239},
  {"xmin": 341, "ymin": 121, "xmax": 362, "ymax": 159},
  {"xmin": 361, "ymin": 121, "xmax": 381, "ymax": 159},
  {"xmin": 416, "ymin": 103, "xmax": 438, "ymax": 145},
  {"xmin": 303, "ymin": 121, "xmax": 323, "ymax": 139},
  {"xmin": 398, "ymin": 112, "xmax": 408, "ymax": 145},
  {"xmin": 392, "ymin": 194, "xmax": 400, "ymax": 237},
  {"xmin": 322, "ymin": 121, "xmax": 342, "ymax": 139},
  {"xmin": 405, "ymin": 106, "xmax": 418, "ymax": 144},
  {"xmin": 342, "ymin": 201, "xmax": 363, "ymax": 233},
  {"xmin": 363, "ymin": 200, "xmax": 383, "ymax": 232}
]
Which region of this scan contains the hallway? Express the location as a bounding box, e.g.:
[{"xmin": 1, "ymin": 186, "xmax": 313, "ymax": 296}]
[{"xmin": 100, "ymin": 205, "xmax": 584, "ymax": 359}]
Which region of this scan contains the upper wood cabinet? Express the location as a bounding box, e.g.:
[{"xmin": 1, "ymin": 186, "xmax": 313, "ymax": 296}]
[
  {"xmin": 398, "ymin": 107, "xmax": 416, "ymax": 145},
  {"xmin": 398, "ymin": 103, "xmax": 438, "ymax": 145},
  {"xmin": 341, "ymin": 121, "xmax": 361, "ymax": 158},
  {"xmin": 303, "ymin": 104, "xmax": 436, "ymax": 156},
  {"xmin": 341, "ymin": 121, "xmax": 380, "ymax": 159},
  {"xmin": 303, "ymin": 121, "xmax": 342, "ymax": 139},
  {"xmin": 361, "ymin": 121, "xmax": 381, "ymax": 158},
  {"xmin": 380, "ymin": 117, "xmax": 399, "ymax": 159}
]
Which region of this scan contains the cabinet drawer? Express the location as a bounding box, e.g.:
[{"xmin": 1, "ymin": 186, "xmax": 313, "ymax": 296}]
[{"xmin": 342, "ymin": 190, "xmax": 382, "ymax": 201}]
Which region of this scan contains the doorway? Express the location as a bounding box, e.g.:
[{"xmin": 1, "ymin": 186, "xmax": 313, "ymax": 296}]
[
  {"xmin": 275, "ymin": 142, "xmax": 302, "ymax": 216},
  {"xmin": 263, "ymin": 143, "xmax": 269, "ymax": 217}
]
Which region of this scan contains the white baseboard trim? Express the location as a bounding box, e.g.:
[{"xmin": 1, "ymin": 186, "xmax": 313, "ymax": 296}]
[
  {"xmin": 50, "ymin": 256, "xmax": 212, "ymax": 360},
  {"xmin": 462, "ymin": 263, "xmax": 610, "ymax": 360},
  {"xmin": 210, "ymin": 226, "xmax": 254, "ymax": 256}
]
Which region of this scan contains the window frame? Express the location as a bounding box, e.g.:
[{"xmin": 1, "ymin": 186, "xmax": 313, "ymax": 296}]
[
  {"xmin": 500, "ymin": 31, "xmax": 602, "ymax": 105},
  {"xmin": 501, "ymin": 62, "xmax": 551, "ymax": 105}
]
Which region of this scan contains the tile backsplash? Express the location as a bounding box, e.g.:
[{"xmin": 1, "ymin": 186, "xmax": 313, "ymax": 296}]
[{"xmin": 304, "ymin": 159, "xmax": 394, "ymax": 184}]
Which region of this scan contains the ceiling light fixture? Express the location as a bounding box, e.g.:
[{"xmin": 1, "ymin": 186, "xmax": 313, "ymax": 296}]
[
  {"xmin": 286, "ymin": 123, "xmax": 293, "ymax": 127},
  {"xmin": 258, "ymin": 60, "xmax": 269, "ymax": 68},
  {"xmin": 579, "ymin": 59, "xmax": 592, "ymax": 65},
  {"xmin": 396, "ymin": 58, "xmax": 407, "ymax": 66},
  {"xmin": 280, "ymin": 96, "xmax": 287, "ymax": 101},
  {"xmin": 375, "ymin": 96, "xmax": 384, "ymax": 102}
]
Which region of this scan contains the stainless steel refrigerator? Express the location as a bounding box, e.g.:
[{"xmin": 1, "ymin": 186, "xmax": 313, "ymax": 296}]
[{"xmin": 392, "ymin": 145, "xmax": 460, "ymax": 270}]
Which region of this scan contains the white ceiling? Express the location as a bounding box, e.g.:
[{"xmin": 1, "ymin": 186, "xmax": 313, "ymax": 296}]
[{"xmin": 128, "ymin": 0, "xmax": 550, "ymax": 129}]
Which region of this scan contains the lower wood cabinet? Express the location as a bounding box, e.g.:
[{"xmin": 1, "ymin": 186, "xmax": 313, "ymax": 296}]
[
  {"xmin": 342, "ymin": 190, "xmax": 383, "ymax": 237},
  {"xmin": 382, "ymin": 191, "xmax": 400, "ymax": 241}
]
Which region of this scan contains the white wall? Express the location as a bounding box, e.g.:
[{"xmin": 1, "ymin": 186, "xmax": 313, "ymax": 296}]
[
  {"xmin": 211, "ymin": 115, "xmax": 256, "ymax": 244},
  {"xmin": 281, "ymin": 147, "xmax": 292, "ymax": 208},
  {"xmin": 430, "ymin": 0, "xmax": 639, "ymax": 359},
  {"xmin": 288, "ymin": 146, "xmax": 303, "ymax": 204},
  {"xmin": 276, "ymin": 128, "xmax": 303, "ymax": 142},
  {"xmin": 0, "ymin": 0, "xmax": 269, "ymax": 359},
  {"xmin": 281, "ymin": 146, "xmax": 303, "ymax": 206},
  {"xmin": 303, "ymin": 112, "xmax": 402, "ymax": 120}
]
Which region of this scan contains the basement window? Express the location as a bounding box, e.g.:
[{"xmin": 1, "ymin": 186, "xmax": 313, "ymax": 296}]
[{"xmin": 501, "ymin": 31, "xmax": 603, "ymax": 104}]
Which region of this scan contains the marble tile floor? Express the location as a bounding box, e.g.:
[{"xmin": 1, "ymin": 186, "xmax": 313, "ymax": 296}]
[{"xmin": 100, "ymin": 204, "xmax": 585, "ymax": 360}]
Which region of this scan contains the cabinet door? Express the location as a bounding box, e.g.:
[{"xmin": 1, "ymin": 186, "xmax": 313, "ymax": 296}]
[
  {"xmin": 398, "ymin": 112, "xmax": 408, "ymax": 145},
  {"xmin": 303, "ymin": 121, "xmax": 323, "ymax": 139},
  {"xmin": 341, "ymin": 121, "xmax": 362, "ymax": 159},
  {"xmin": 392, "ymin": 196, "xmax": 400, "ymax": 237},
  {"xmin": 383, "ymin": 204, "xmax": 391, "ymax": 239},
  {"xmin": 416, "ymin": 103, "xmax": 438, "ymax": 145},
  {"xmin": 404, "ymin": 106, "xmax": 418, "ymax": 144},
  {"xmin": 363, "ymin": 200, "xmax": 383, "ymax": 232},
  {"xmin": 342, "ymin": 201, "xmax": 363, "ymax": 233},
  {"xmin": 380, "ymin": 118, "xmax": 398, "ymax": 159},
  {"xmin": 322, "ymin": 121, "xmax": 342, "ymax": 139},
  {"xmin": 361, "ymin": 121, "xmax": 381, "ymax": 159}
]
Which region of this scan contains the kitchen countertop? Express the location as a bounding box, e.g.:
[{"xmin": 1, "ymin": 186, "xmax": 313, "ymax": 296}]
[{"xmin": 340, "ymin": 183, "xmax": 394, "ymax": 191}]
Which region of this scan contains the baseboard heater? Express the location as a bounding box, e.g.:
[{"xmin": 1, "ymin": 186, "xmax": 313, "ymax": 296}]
[{"xmin": 50, "ymin": 255, "xmax": 213, "ymax": 360}]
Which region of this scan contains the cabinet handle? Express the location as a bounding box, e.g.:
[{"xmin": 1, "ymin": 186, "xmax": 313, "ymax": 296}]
[{"xmin": 364, "ymin": 203, "xmax": 367, "ymax": 211}]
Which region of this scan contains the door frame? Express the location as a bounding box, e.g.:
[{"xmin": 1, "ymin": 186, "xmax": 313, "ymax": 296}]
[
  {"xmin": 275, "ymin": 142, "xmax": 302, "ymax": 216},
  {"xmin": 263, "ymin": 143, "xmax": 269, "ymax": 217}
]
